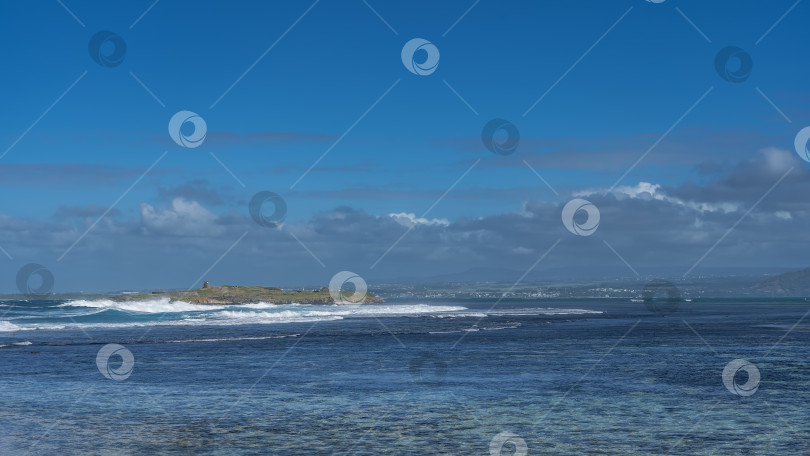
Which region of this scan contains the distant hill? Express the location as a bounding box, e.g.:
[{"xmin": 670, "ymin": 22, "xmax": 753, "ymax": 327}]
[{"xmin": 749, "ymin": 267, "xmax": 810, "ymax": 296}]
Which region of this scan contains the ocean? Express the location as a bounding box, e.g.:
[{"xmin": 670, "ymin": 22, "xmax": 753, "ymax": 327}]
[{"xmin": 0, "ymin": 297, "xmax": 807, "ymax": 455}]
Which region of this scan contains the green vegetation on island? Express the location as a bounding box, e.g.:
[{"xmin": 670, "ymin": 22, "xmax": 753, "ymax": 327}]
[{"xmin": 105, "ymin": 284, "xmax": 383, "ymax": 305}]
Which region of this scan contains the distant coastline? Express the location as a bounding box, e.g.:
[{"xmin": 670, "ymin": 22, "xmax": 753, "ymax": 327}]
[{"xmin": 5, "ymin": 266, "xmax": 810, "ymax": 300}]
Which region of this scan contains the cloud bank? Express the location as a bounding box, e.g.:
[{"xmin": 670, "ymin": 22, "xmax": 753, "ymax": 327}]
[{"xmin": 2, "ymin": 148, "xmax": 809, "ymax": 292}]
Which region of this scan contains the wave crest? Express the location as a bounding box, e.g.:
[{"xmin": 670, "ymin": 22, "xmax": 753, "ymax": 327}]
[
  {"xmin": 62, "ymin": 298, "xmax": 208, "ymax": 313},
  {"xmin": 0, "ymin": 321, "xmax": 22, "ymax": 332}
]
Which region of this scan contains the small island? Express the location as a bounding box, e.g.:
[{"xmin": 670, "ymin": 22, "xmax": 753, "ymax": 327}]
[{"xmin": 105, "ymin": 282, "xmax": 383, "ymax": 305}]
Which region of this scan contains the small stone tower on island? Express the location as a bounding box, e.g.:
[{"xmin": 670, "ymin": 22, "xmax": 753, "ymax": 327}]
[{"xmin": 203, "ymin": 281, "xmax": 210, "ymax": 289}]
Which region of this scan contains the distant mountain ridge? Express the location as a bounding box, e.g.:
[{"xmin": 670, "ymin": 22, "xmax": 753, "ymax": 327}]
[
  {"xmin": 749, "ymin": 267, "xmax": 810, "ymax": 296},
  {"xmin": 388, "ymin": 265, "xmax": 798, "ymax": 286}
]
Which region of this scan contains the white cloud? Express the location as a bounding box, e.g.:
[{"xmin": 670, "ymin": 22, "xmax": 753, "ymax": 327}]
[
  {"xmin": 388, "ymin": 212, "xmax": 450, "ymax": 228},
  {"xmin": 140, "ymin": 198, "xmax": 224, "ymax": 236},
  {"xmin": 582, "ymin": 181, "xmax": 742, "ymax": 214},
  {"xmin": 611, "ymin": 182, "xmax": 663, "ymax": 200}
]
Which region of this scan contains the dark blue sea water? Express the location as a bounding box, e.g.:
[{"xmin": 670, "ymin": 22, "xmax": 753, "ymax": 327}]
[{"xmin": 0, "ymin": 297, "xmax": 807, "ymax": 455}]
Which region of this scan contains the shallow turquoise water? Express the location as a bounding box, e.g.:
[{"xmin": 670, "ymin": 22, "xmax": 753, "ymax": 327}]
[{"xmin": 0, "ymin": 298, "xmax": 807, "ymax": 454}]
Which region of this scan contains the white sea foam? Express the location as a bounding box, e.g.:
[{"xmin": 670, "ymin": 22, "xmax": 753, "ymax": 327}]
[
  {"xmin": 0, "ymin": 316, "xmax": 343, "ymax": 332},
  {"xmin": 431, "ymin": 308, "xmax": 601, "ymax": 318},
  {"xmin": 0, "ymin": 303, "xmax": 469, "ymax": 331},
  {"xmin": 315, "ymin": 304, "xmax": 467, "ymax": 317},
  {"xmin": 163, "ymin": 334, "xmax": 300, "ymax": 344},
  {"xmin": 61, "ymin": 299, "xmax": 468, "ymax": 316},
  {"xmin": 61, "ymin": 298, "xmax": 209, "ymax": 313},
  {"xmin": 0, "ymin": 321, "xmax": 22, "ymax": 332},
  {"xmin": 236, "ymin": 302, "xmax": 281, "ymax": 309},
  {"xmin": 196, "ymin": 305, "xmax": 471, "ymax": 323},
  {"xmin": 4, "ymin": 300, "xmax": 601, "ymax": 333},
  {"xmin": 0, "ymin": 321, "xmax": 66, "ymax": 332},
  {"xmin": 433, "ymin": 313, "xmax": 488, "ymax": 318}
]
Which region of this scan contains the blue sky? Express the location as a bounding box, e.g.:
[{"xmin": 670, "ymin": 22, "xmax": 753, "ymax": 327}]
[{"xmin": 1, "ymin": 0, "xmax": 809, "ymax": 292}]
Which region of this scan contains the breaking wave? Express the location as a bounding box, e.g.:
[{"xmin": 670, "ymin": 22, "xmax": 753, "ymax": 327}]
[
  {"xmin": 59, "ymin": 298, "xmax": 206, "ymax": 313},
  {"xmin": 0, "ymin": 298, "xmax": 602, "ymax": 333}
]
